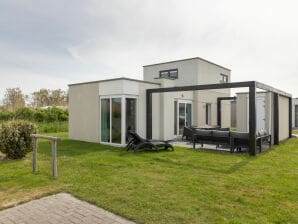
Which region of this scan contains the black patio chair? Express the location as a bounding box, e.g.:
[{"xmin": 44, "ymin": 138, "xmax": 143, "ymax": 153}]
[
  {"xmin": 212, "ymin": 130, "xmax": 231, "ymax": 149},
  {"xmin": 256, "ymin": 129, "xmax": 272, "ymax": 152},
  {"xmin": 192, "ymin": 129, "xmax": 213, "ymax": 148},
  {"xmin": 230, "ymin": 132, "xmax": 250, "ymax": 153},
  {"xmin": 182, "ymin": 127, "xmax": 195, "ymax": 141},
  {"xmin": 126, "ymin": 132, "xmax": 174, "ymax": 152}
]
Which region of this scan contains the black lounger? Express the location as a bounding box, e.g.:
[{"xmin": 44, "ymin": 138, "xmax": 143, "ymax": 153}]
[{"xmin": 126, "ymin": 132, "xmax": 174, "ymax": 152}]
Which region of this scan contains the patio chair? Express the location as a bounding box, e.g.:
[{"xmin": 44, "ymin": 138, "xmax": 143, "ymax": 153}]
[
  {"xmin": 230, "ymin": 132, "xmax": 250, "ymax": 153},
  {"xmin": 256, "ymin": 129, "xmax": 271, "ymax": 152},
  {"xmin": 126, "ymin": 132, "xmax": 174, "ymax": 152},
  {"xmin": 192, "ymin": 129, "xmax": 213, "ymax": 148},
  {"xmin": 212, "ymin": 130, "xmax": 231, "ymax": 149},
  {"xmin": 182, "ymin": 127, "xmax": 195, "ymax": 141}
]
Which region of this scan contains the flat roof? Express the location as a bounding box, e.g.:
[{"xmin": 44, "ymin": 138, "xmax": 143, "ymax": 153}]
[
  {"xmin": 143, "ymin": 57, "xmax": 231, "ymax": 71},
  {"xmin": 68, "ymin": 77, "xmax": 160, "ymax": 86}
]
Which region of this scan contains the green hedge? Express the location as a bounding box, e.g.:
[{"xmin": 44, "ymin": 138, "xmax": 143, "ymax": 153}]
[
  {"xmin": 0, "ymin": 107, "xmax": 68, "ymax": 123},
  {"xmin": 0, "ymin": 120, "xmax": 37, "ymax": 159},
  {"xmin": 37, "ymin": 121, "xmax": 68, "ymax": 133}
]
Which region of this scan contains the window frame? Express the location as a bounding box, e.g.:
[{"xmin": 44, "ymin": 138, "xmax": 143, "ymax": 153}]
[
  {"xmin": 220, "ymin": 74, "xmax": 229, "ymax": 83},
  {"xmin": 159, "ymin": 69, "xmax": 178, "ymax": 79},
  {"xmin": 100, "ymin": 95, "xmax": 138, "ymax": 146},
  {"xmin": 206, "ymin": 103, "xmax": 212, "ymax": 125}
]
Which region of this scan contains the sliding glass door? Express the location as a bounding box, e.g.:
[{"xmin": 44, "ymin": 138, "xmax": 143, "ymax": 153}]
[
  {"xmin": 101, "ymin": 96, "xmax": 137, "ymax": 144},
  {"xmin": 111, "ymin": 98, "xmax": 122, "ymax": 144},
  {"xmin": 101, "ymin": 98, "xmax": 110, "ymax": 142},
  {"xmin": 175, "ymin": 100, "xmax": 192, "ymax": 135}
]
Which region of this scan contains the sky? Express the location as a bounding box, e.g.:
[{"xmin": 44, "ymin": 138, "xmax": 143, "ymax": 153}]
[{"xmin": 0, "ymin": 0, "xmax": 298, "ymax": 99}]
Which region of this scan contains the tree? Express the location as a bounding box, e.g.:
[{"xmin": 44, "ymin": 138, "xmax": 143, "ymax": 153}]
[
  {"xmin": 31, "ymin": 88, "xmax": 68, "ymax": 107},
  {"xmin": 2, "ymin": 88, "xmax": 26, "ymax": 112},
  {"xmin": 31, "ymin": 89, "xmax": 50, "ymax": 107},
  {"xmin": 49, "ymin": 89, "xmax": 68, "ymax": 106}
]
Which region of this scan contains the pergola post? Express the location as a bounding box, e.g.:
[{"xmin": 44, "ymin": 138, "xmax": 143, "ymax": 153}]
[
  {"xmin": 249, "ymin": 84, "xmax": 257, "ymax": 156},
  {"xmin": 146, "ymin": 90, "xmax": 152, "ymax": 139},
  {"xmin": 273, "ymin": 93, "xmax": 279, "ymax": 145},
  {"xmin": 289, "ymin": 97, "xmax": 292, "ymax": 138}
]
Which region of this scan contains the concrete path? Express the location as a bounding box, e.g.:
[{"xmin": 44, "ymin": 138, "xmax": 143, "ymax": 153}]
[{"xmin": 0, "ymin": 193, "xmax": 135, "ymax": 224}]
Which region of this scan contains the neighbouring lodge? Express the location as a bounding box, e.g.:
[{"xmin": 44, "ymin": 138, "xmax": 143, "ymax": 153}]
[{"xmin": 68, "ymin": 57, "xmax": 292, "ymax": 155}]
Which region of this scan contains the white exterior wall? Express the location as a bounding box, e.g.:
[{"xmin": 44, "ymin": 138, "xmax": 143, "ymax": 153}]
[
  {"xmin": 69, "ymin": 82, "xmax": 100, "ymax": 143},
  {"xmin": 236, "ymin": 93, "xmax": 249, "ymax": 132},
  {"xmin": 69, "ymin": 79, "xmax": 160, "ymax": 144},
  {"xmin": 98, "ymin": 79, "xmax": 160, "ymax": 141},
  {"xmin": 143, "ymin": 59, "xmax": 198, "ymax": 86},
  {"xmin": 236, "ymin": 92, "xmax": 272, "ymax": 134},
  {"xmin": 143, "ymin": 58, "xmax": 231, "ymax": 139},
  {"xmin": 69, "ymin": 58, "xmax": 234, "ymax": 143},
  {"xmin": 158, "ymin": 79, "xmax": 194, "ymax": 140}
]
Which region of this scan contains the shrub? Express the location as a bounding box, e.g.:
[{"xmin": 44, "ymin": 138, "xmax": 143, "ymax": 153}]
[
  {"xmin": 0, "ymin": 110, "xmax": 14, "ymax": 121},
  {"xmin": 0, "ymin": 120, "xmax": 37, "ymax": 159},
  {"xmin": 15, "ymin": 107, "xmax": 34, "ymax": 120},
  {"xmin": 0, "ymin": 106, "xmax": 69, "ymax": 123},
  {"xmin": 37, "ymin": 121, "xmax": 68, "ymax": 133},
  {"xmin": 33, "ymin": 109, "xmax": 47, "ymax": 122}
]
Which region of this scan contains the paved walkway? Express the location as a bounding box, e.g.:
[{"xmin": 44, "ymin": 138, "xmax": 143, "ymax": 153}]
[{"xmin": 0, "ymin": 193, "xmax": 135, "ymax": 224}]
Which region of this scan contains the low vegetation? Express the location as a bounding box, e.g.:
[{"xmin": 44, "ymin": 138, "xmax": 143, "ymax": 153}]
[
  {"xmin": 0, "ymin": 107, "xmax": 68, "ymax": 133},
  {"xmin": 0, "ymin": 133, "xmax": 297, "ymax": 223},
  {"xmin": 0, "ymin": 120, "xmax": 37, "ymax": 159}
]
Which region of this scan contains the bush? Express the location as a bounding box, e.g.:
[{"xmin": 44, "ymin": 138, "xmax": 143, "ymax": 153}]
[
  {"xmin": 0, "ymin": 120, "xmax": 37, "ymax": 159},
  {"xmin": 15, "ymin": 107, "xmax": 34, "ymax": 120},
  {"xmin": 0, "ymin": 110, "xmax": 14, "ymax": 121},
  {"xmin": 0, "ymin": 107, "xmax": 68, "ymax": 123},
  {"xmin": 37, "ymin": 121, "xmax": 68, "ymax": 133},
  {"xmin": 33, "ymin": 109, "xmax": 47, "ymax": 122}
]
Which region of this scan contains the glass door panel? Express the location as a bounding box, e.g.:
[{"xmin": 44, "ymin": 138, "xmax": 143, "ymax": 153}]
[
  {"xmin": 126, "ymin": 98, "xmax": 137, "ymax": 142},
  {"xmin": 178, "ymin": 103, "xmax": 186, "ymax": 135},
  {"xmin": 112, "ymin": 98, "xmax": 122, "ymax": 144},
  {"xmin": 176, "ymin": 101, "xmax": 192, "ymax": 135},
  {"xmin": 186, "ymin": 103, "xmax": 192, "ymax": 127},
  {"xmin": 206, "ymin": 103, "xmax": 211, "ymax": 125},
  {"xmin": 101, "ymin": 99, "xmax": 110, "ymax": 142}
]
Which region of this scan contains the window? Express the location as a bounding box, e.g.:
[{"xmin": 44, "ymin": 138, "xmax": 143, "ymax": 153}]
[
  {"xmin": 174, "ymin": 100, "xmax": 192, "ymax": 135},
  {"xmin": 100, "ymin": 96, "xmax": 137, "ymax": 144},
  {"xmin": 111, "ymin": 98, "xmax": 122, "ymax": 144},
  {"xmin": 206, "ymin": 103, "xmax": 211, "ymax": 125},
  {"xmin": 126, "ymin": 98, "xmax": 137, "ymax": 142},
  {"xmin": 159, "ymin": 69, "xmax": 178, "ymax": 79},
  {"xmin": 220, "ymin": 74, "xmax": 229, "ymax": 83},
  {"xmin": 101, "ymin": 98, "xmax": 110, "ymax": 142}
]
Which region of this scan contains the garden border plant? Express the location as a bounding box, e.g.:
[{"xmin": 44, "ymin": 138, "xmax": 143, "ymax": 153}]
[{"xmin": 0, "ymin": 120, "xmax": 37, "ymax": 159}]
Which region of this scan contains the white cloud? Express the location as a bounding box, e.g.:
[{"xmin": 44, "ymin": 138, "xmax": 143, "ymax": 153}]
[{"xmin": 0, "ymin": 0, "xmax": 298, "ymax": 99}]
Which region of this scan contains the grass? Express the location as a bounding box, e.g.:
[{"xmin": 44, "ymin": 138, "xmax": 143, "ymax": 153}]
[
  {"xmin": 292, "ymin": 129, "xmax": 298, "ymax": 135},
  {"xmin": 0, "ymin": 133, "xmax": 297, "ymax": 223},
  {"xmin": 37, "ymin": 121, "xmax": 68, "ymax": 133}
]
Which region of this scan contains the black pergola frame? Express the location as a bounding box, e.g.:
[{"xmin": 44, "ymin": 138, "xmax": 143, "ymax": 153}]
[{"xmin": 146, "ymin": 81, "xmax": 292, "ymax": 156}]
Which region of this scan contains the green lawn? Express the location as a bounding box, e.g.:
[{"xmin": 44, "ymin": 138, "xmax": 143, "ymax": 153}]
[
  {"xmin": 1, "ymin": 133, "xmax": 298, "ymax": 224},
  {"xmin": 293, "ymin": 129, "xmax": 298, "ymax": 135}
]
